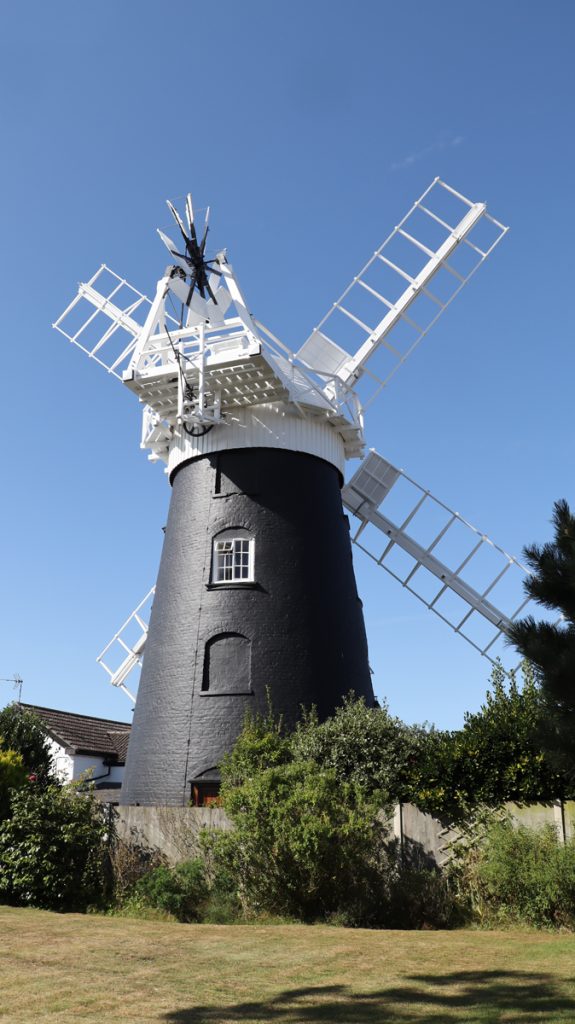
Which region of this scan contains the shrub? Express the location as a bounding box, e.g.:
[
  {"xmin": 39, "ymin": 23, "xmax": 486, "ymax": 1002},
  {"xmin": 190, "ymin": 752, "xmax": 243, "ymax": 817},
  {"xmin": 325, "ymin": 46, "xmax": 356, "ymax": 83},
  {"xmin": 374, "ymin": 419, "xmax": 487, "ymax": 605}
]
[
  {"xmin": 214, "ymin": 701, "xmax": 462, "ymax": 927},
  {"xmin": 0, "ymin": 749, "xmax": 27, "ymax": 821},
  {"xmin": 220, "ymin": 705, "xmax": 291, "ymax": 788},
  {"xmin": 453, "ymin": 817, "xmax": 575, "ymax": 928},
  {"xmin": 0, "ymin": 782, "xmax": 108, "ymax": 912},
  {"xmin": 108, "ymin": 834, "xmax": 166, "ymax": 904},
  {"xmin": 130, "ymin": 858, "xmax": 206, "ymax": 922},
  {"xmin": 0, "ymin": 704, "xmax": 55, "ymax": 784},
  {"xmin": 198, "ymin": 832, "xmax": 243, "ymax": 923},
  {"xmin": 383, "ymin": 862, "xmax": 459, "ymax": 930},
  {"xmin": 411, "ymin": 664, "xmax": 567, "ymax": 820},
  {"xmin": 200, "ymin": 884, "xmax": 243, "ymax": 925},
  {"xmin": 214, "ymin": 756, "xmax": 386, "ymax": 924},
  {"xmin": 291, "ymin": 694, "xmax": 427, "ymax": 807}
]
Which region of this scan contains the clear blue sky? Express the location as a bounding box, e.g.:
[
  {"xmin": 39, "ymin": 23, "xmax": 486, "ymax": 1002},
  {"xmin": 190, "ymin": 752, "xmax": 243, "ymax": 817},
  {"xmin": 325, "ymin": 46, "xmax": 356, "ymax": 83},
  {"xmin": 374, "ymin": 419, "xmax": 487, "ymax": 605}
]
[{"xmin": 1, "ymin": 1, "xmax": 574, "ymax": 729}]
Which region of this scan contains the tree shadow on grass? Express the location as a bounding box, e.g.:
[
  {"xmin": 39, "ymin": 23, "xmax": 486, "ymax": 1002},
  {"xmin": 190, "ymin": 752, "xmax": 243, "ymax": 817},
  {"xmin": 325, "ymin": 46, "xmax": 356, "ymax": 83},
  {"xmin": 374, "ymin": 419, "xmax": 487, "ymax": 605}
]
[{"xmin": 164, "ymin": 970, "xmax": 575, "ymax": 1023}]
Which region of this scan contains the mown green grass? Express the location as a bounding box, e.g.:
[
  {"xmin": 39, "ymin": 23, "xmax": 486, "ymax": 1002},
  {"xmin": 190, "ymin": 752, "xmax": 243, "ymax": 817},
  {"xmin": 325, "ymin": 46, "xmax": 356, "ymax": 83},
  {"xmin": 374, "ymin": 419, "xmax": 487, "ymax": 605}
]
[{"xmin": 2, "ymin": 906, "xmax": 575, "ymax": 1022}]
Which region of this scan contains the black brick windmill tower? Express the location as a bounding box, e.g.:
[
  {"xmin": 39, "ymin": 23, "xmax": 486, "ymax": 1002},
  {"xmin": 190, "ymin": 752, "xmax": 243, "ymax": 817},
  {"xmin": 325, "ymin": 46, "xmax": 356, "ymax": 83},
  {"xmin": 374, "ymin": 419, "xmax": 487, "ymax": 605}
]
[{"xmin": 56, "ymin": 181, "xmax": 530, "ymax": 806}]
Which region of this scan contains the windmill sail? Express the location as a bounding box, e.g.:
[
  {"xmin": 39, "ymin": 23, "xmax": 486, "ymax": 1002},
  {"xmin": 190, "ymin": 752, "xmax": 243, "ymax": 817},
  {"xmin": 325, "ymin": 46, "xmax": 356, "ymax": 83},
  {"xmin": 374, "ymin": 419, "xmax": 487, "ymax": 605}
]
[
  {"xmin": 96, "ymin": 587, "xmax": 156, "ymax": 701},
  {"xmin": 342, "ymin": 450, "xmax": 532, "ymax": 666},
  {"xmin": 297, "ymin": 179, "xmax": 508, "ymax": 408},
  {"xmin": 52, "ymin": 265, "xmax": 155, "ymax": 378}
]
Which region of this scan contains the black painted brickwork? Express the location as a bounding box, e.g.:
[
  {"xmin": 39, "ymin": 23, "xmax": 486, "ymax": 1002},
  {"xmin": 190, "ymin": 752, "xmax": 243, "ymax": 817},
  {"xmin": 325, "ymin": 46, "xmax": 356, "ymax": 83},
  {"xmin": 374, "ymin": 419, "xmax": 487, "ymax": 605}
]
[{"xmin": 121, "ymin": 447, "xmax": 374, "ymax": 806}]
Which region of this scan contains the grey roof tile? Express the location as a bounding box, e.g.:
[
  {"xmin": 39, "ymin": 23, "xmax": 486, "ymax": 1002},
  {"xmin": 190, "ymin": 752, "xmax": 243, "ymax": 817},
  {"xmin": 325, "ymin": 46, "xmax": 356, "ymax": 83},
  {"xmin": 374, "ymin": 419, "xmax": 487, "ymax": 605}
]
[{"xmin": 21, "ymin": 704, "xmax": 131, "ymax": 763}]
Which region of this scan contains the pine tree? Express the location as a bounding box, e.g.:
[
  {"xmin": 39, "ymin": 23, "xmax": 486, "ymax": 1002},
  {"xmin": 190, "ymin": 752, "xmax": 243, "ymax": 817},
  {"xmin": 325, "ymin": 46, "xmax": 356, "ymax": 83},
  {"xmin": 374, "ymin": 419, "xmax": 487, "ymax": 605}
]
[{"xmin": 507, "ymin": 499, "xmax": 575, "ymax": 775}]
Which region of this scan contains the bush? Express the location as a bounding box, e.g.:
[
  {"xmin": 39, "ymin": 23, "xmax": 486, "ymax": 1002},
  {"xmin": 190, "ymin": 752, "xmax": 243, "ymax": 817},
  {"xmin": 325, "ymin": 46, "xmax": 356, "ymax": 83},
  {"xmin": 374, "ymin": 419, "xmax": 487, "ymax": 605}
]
[
  {"xmin": 219, "ymin": 704, "xmax": 291, "ymax": 788},
  {"xmin": 108, "ymin": 834, "xmax": 167, "ymax": 905},
  {"xmin": 0, "ymin": 704, "xmax": 55, "ymax": 784},
  {"xmin": 291, "ymin": 694, "xmax": 427, "ymax": 807},
  {"xmin": 200, "ymin": 883, "xmax": 243, "ymax": 925},
  {"xmin": 213, "ymin": 753, "xmax": 387, "ymax": 924},
  {"xmin": 409, "ymin": 664, "xmax": 567, "ymax": 820},
  {"xmin": 198, "ymin": 833, "xmax": 243, "ymax": 923},
  {"xmin": 129, "ymin": 858, "xmax": 206, "ymax": 922},
  {"xmin": 453, "ymin": 817, "xmax": 575, "ymax": 928},
  {"xmin": 212, "ymin": 702, "xmax": 463, "ymax": 927},
  {"xmin": 383, "ymin": 861, "xmax": 459, "ymax": 930},
  {"xmin": 0, "ymin": 782, "xmax": 108, "ymax": 912},
  {"xmin": 0, "ymin": 749, "xmax": 27, "ymax": 821}
]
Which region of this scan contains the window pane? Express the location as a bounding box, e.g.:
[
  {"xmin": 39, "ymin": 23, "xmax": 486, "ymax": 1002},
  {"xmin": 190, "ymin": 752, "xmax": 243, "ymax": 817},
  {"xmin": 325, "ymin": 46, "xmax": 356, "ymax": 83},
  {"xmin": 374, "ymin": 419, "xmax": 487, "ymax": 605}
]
[{"xmin": 213, "ymin": 535, "xmax": 253, "ymax": 582}]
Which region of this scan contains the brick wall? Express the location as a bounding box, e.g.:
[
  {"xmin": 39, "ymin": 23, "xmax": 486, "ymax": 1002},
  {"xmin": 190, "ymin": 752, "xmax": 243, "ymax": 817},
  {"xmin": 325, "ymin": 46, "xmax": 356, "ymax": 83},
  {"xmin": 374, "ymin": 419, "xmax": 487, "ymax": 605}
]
[{"xmin": 121, "ymin": 448, "xmax": 373, "ymax": 807}]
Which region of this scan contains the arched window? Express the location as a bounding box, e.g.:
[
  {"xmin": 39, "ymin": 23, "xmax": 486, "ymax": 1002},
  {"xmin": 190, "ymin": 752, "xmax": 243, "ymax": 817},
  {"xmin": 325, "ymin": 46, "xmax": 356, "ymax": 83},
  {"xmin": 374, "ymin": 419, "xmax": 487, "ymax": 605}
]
[
  {"xmin": 212, "ymin": 528, "xmax": 254, "ymax": 584},
  {"xmin": 202, "ymin": 633, "xmax": 252, "ymax": 694}
]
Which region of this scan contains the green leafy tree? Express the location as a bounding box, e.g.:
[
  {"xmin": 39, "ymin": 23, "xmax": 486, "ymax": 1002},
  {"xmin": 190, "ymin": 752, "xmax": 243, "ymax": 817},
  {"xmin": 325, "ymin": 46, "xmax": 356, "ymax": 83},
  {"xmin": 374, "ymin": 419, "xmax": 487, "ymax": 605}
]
[
  {"xmin": 0, "ymin": 703, "xmax": 54, "ymax": 783},
  {"xmin": 291, "ymin": 693, "xmax": 429, "ymax": 807},
  {"xmin": 0, "ymin": 749, "xmax": 27, "ymax": 821},
  {"xmin": 404, "ymin": 726, "xmax": 458, "ymax": 817},
  {"xmin": 507, "ymin": 499, "xmax": 575, "ymax": 775},
  {"xmin": 210, "ymin": 677, "xmax": 567, "ymax": 923},
  {"xmin": 0, "ymin": 782, "xmax": 108, "ymax": 911},
  {"xmin": 459, "ymin": 662, "xmax": 563, "ymax": 802},
  {"xmin": 285, "ymin": 674, "xmax": 564, "ymax": 821},
  {"xmin": 413, "ymin": 663, "xmax": 566, "ymax": 819}
]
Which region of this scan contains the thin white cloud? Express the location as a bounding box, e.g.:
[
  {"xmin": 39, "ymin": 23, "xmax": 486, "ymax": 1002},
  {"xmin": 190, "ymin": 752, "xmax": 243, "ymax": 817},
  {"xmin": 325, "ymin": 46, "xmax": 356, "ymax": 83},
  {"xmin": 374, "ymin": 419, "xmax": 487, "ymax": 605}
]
[{"xmin": 391, "ymin": 132, "xmax": 464, "ymax": 171}]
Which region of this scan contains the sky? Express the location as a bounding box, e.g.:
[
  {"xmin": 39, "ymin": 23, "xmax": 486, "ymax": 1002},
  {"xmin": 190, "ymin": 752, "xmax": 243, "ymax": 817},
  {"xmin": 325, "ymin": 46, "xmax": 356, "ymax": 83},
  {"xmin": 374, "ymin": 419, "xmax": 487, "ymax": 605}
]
[{"xmin": 1, "ymin": 0, "xmax": 574, "ymax": 730}]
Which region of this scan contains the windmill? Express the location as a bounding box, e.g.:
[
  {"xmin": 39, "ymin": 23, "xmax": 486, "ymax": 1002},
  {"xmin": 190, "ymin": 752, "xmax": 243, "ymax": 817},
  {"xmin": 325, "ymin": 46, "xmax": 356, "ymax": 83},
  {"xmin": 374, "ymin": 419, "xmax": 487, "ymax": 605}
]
[{"xmin": 54, "ymin": 179, "xmax": 531, "ymax": 807}]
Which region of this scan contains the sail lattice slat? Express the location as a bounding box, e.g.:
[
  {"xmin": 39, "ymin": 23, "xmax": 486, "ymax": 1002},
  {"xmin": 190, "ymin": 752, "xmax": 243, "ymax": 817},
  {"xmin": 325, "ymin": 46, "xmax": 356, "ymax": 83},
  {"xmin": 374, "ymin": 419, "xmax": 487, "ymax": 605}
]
[
  {"xmin": 342, "ymin": 450, "xmax": 535, "ymax": 667},
  {"xmin": 96, "ymin": 587, "xmax": 156, "ymax": 701},
  {"xmin": 297, "ymin": 179, "xmax": 508, "ymax": 408},
  {"xmin": 52, "ymin": 266, "xmax": 162, "ymax": 379}
]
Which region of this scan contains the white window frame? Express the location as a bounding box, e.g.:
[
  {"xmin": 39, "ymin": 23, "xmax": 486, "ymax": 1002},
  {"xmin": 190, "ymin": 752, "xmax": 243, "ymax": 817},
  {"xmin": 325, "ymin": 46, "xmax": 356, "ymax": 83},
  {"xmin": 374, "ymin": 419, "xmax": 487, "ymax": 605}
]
[{"xmin": 212, "ymin": 530, "xmax": 255, "ymax": 584}]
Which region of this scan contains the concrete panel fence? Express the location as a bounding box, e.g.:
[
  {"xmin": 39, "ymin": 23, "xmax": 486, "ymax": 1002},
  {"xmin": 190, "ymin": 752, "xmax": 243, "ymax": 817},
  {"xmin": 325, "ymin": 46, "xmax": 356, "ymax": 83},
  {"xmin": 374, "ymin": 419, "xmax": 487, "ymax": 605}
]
[{"xmin": 108, "ymin": 800, "xmax": 575, "ymax": 867}]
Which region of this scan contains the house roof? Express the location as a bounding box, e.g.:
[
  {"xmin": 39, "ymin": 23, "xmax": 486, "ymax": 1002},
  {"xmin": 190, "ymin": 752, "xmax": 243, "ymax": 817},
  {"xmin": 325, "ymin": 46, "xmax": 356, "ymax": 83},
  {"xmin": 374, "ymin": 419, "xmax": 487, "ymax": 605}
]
[{"xmin": 21, "ymin": 704, "xmax": 131, "ymax": 763}]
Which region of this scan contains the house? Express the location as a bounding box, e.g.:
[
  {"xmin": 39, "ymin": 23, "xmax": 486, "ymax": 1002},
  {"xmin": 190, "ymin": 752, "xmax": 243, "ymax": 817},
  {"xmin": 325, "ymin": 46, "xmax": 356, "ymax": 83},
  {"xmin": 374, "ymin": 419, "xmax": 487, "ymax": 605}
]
[{"xmin": 22, "ymin": 704, "xmax": 131, "ymax": 799}]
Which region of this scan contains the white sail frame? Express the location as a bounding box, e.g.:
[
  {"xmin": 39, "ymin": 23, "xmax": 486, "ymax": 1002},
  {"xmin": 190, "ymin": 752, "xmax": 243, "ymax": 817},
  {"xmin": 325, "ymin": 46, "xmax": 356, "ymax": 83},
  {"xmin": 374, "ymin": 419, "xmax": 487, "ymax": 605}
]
[
  {"xmin": 298, "ymin": 179, "xmax": 508, "ymax": 407},
  {"xmin": 342, "ymin": 450, "xmax": 532, "ymax": 664}
]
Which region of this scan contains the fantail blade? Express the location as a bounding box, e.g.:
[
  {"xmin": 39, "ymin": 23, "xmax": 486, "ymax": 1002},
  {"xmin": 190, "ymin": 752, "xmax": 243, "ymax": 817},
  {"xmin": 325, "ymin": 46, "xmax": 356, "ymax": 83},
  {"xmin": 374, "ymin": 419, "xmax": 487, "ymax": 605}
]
[
  {"xmin": 166, "ymin": 200, "xmax": 190, "ymax": 246},
  {"xmin": 157, "ymin": 230, "xmax": 192, "ymax": 273},
  {"xmin": 185, "ymin": 194, "xmax": 198, "ymax": 244}
]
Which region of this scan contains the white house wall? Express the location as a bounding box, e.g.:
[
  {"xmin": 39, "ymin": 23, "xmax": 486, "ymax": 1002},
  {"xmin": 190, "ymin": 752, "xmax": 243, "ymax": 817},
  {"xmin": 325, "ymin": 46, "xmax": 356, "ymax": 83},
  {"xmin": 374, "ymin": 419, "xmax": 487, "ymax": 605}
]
[
  {"xmin": 47, "ymin": 737, "xmax": 74, "ymax": 783},
  {"xmin": 46, "ymin": 737, "xmax": 124, "ymax": 786},
  {"xmin": 70, "ymin": 754, "xmax": 125, "ymax": 785}
]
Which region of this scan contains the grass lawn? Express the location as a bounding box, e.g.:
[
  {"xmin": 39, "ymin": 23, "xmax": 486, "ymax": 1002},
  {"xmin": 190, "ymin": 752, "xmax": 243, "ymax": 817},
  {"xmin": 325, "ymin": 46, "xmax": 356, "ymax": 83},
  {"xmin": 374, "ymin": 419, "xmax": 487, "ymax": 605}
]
[{"xmin": 2, "ymin": 907, "xmax": 575, "ymax": 1023}]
